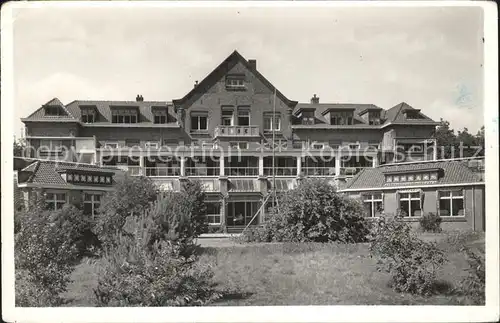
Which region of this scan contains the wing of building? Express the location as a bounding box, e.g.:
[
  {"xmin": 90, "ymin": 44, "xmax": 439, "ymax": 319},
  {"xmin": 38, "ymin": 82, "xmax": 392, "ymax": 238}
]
[{"xmin": 18, "ymin": 50, "xmax": 484, "ymax": 232}]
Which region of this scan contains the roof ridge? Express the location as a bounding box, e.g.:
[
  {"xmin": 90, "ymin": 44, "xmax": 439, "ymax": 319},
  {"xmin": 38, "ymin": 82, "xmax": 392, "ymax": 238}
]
[{"xmin": 27, "ymin": 161, "xmax": 41, "ymax": 183}]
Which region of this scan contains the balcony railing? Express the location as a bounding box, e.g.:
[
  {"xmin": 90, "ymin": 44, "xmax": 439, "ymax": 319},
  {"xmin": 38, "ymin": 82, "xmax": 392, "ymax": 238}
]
[
  {"xmin": 185, "ymin": 167, "xmax": 220, "ymax": 176},
  {"xmin": 145, "ymin": 167, "xmax": 181, "ymax": 177},
  {"xmin": 225, "ymin": 167, "xmax": 259, "ymax": 177},
  {"xmin": 263, "ymin": 167, "xmax": 297, "ymax": 176},
  {"xmin": 302, "ymin": 167, "xmax": 337, "ymax": 176},
  {"xmin": 126, "ymin": 166, "xmax": 143, "ymax": 176},
  {"xmin": 339, "ymin": 167, "xmax": 368, "ymax": 177},
  {"xmin": 214, "ymin": 125, "xmax": 260, "ymax": 138}
]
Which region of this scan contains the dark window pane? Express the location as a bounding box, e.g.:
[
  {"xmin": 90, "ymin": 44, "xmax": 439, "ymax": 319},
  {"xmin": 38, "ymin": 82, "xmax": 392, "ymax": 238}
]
[
  {"xmin": 400, "ymin": 200, "xmax": 410, "ymax": 217},
  {"xmin": 200, "ymin": 116, "xmax": 207, "ymax": 130},
  {"xmin": 439, "ymin": 199, "xmax": 451, "ymax": 216},
  {"xmin": 410, "ymin": 200, "xmax": 421, "ymax": 216},
  {"xmin": 452, "ymin": 198, "xmax": 464, "ymax": 216},
  {"xmin": 83, "ymin": 203, "xmax": 92, "ymax": 215},
  {"xmin": 364, "ymin": 202, "xmax": 372, "ymax": 217}
]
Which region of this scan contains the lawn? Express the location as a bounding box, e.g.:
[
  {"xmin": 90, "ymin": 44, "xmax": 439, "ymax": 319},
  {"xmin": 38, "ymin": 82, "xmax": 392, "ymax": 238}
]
[{"xmin": 62, "ymin": 231, "xmax": 484, "ymax": 306}]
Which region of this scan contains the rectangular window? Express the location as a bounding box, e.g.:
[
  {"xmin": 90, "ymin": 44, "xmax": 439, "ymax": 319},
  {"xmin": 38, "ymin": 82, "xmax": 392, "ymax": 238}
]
[
  {"xmin": 238, "ymin": 109, "xmax": 250, "ymax": 126},
  {"xmin": 311, "ymin": 143, "xmax": 325, "ymax": 150},
  {"xmin": 153, "ymin": 109, "xmax": 168, "ymax": 124},
  {"xmin": 226, "ymin": 76, "xmax": 245, "ymax": 90},
  {"xmin": 154, "ymin": 115, "xmax": 167, "ymax": 124},
  {"xmin": 205, "ymin": 202, "xmax": 221, "ymax": 225},
  {"xmin": 191, "ymin": 115, "xmax": 208, "ymax": 131},
  {"xmin": 263, "ymin": 113, "xmax": 281, "ymax": 131},
  {"xmin": 145, "ymin": 142, "xmax": 159, "ymax": 149},
  {"xmin": 230, "ymin": 142, "xmax": 249, "ymax": 150},
  {"xmin": 45, "ymin": 106, "xmax": 61, "ymax": 116},
  {"xmin": 438, "ymin": 190, "xmax": 464, "ymax": 216},
  {"xmin": 363, "ymin": 193, "xmax": 383, "ymax": 218},
  {"xmin": 348, "ymin": 143, "xmax": 360, "ymax": 150},
  {"xmin": 399, "ymin": 192, "xmax": 422, "ymax": 217},
  {"xmin": 330, "ymin": 111, "xmax": 354, "ymax": 125},
  {"xmin": 83, "ymin": 193, "xmax": 101, "ymax": 218},
  {"xmin": 45, "ymin": 192, "xmax": 67, "ymax": 210},
  {"xmin": 111, "ymin": 109, "xmax": 138, "ymax": 124},
  {"xmin": 81, "ymin": 108, "xmax": 96, "ymax": 123},
  {"xmin": 221, "ymin": 109, "xmax": 234, "ymax": 126},
  {"xmin": 301, "ymin": 111, "xmax": 315, "ymax": 125}
]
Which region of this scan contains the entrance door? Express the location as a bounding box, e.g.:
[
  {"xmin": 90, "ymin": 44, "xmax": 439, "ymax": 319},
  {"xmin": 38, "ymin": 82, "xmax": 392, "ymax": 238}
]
[{"xmin": 226, "ymin": 201, "xmax": 259, "ymax": 226}]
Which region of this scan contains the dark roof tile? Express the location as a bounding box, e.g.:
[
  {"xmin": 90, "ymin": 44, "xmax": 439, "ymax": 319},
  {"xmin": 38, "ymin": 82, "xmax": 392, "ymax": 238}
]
[{"xmin": 343, "ymin": 160, "xmax": 482, "ymax": 190}]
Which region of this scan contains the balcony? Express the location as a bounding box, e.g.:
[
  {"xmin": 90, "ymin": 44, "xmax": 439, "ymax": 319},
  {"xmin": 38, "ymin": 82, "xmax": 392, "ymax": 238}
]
[{"xmin": 214, "ymin": 125, "xmax": 260, "ymax": 138}]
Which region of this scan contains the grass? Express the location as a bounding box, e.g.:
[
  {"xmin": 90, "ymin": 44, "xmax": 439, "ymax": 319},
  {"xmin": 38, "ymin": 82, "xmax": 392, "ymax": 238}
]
[{"xmin": 61, "ymin": 231, "xmax": 484, "ymax": 306}]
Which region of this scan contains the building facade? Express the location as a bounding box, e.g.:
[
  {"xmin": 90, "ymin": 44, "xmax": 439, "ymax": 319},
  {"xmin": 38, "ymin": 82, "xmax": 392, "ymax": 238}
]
[
  {"xmin": 340, "ymin": 158, "xmax": 485, "ymax": 231},
  {"xmin": 21, "ymin": 50, "xmax": 446, "ymax": 232}
]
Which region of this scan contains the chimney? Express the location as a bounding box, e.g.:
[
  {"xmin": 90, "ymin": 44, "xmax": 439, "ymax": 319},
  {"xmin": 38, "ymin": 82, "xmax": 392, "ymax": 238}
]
[
  {"xmin": 136, "ymin": 94, "xmax": 144, "ymax": 102},
  {"xmin": 248, "ymin": 59, "xmax": 257, "ymax": 70},
  {"xmin": 194, "ymin": 80, "xmax": 199, "ymax": 88},
  {"xmin": 310, "ymin": 94, "xmax": 319, "ymax": 104}
]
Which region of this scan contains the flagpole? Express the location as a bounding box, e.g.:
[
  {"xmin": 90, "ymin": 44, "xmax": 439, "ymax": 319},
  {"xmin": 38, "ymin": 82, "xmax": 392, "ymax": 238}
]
[{"xmin": 272, "ymin": 88, "xmax": 276, "ymax": 209}]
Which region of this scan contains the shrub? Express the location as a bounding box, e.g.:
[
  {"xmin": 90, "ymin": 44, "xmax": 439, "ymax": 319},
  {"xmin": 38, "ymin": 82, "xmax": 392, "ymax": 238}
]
[
  {"xmin": 419, "ymin": 212, "xmax": 442, "ymax": 233},
  {"xmin": 459, "ymin": 246, "xmax": 485, "ymax": 304},
  {"xmin": 370, "ymin": 215, "xmax": 448, "ymax": 296},
  {"xmin": 15, "ymin": 204, "xmax": 89, "ymax": 306},
  {"xmin": 239, "ymin": 225, "xmax": 271, "ymax": 243},
  {"xmin": 250, "ymin": 179, "xmax": 369, "ymax": 243},
  {"xmin": 94, "ymin": 175, "xmax": 158, "ymax": 250},
  {"xmin": 94, "ymin": 207, "xmax": 221, "ymax": 306}
]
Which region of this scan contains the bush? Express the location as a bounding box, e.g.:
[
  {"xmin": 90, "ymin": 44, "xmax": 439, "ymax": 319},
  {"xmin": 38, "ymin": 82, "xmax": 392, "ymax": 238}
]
[
  {"xmin": 246, "ymin": 179, "xmax": 369, "ymax": 243},
  {"xmin": 94, "ymin": 206, "xmax": 221, "ymax": 306},
  {"xmin": 419, "ymin": 212, "xmax": 442, "ymax": 233},
  {"xmin": 459, "ymin": 246, "xmax": 485, "ymax": 304},
  {"xmin": 94, "ymin": 175, "xmax": 158, "ymax": 250},
  {"xmin": 239, "ymin": 225, "xmax": 271, "ymax": 243},
  {"xmin": 370, "ymin": 215, "xmax": 448, "ymax": 296},
  {"xmin": 15, "ymin": 204, "xmax": 89, "ymax": 306}
]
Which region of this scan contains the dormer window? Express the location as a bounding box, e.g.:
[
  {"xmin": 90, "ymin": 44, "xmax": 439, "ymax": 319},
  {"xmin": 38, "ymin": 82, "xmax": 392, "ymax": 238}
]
[
  {"xmin": 404, "ymin": 110, "xmax": 423, "ymax": 119},
  {"xmin": 226, "ymin": 74, "xmax": 246, "ymax": 90},
  {"xmin": 111, "ymin": 108, "xmax": 138, "ymax": 123},
  {"xmin": 45, "ymin": 106, "xmax": 63, "ymax": 116},
  {"xmin": 81, "ymin": 107, "xmax": 96, "ymax": 123},
  {"xmin": 368, "ymin": 111, "xmax": 381, "ymax": 125},
  {"xmin": 330, "ymin": 111, "xmax": 354, "ymax": 125},
  {"xmin": 153, "ymin": 109, "xmax": 168, "ymax": 124},
  {"xmin": 301, "ymin": 111, "xmax": 315, "ymax": 125}
]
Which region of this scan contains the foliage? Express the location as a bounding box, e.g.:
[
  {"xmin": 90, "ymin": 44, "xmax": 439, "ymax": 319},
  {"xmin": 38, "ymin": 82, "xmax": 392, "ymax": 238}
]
[
  {"xmin": 419, "ymin": 212, "xmax": 442, "ymax": 233},
  {"xmin": 13, "ymin": 137, "xmax": 26, "ymax": 157},
  {"xmin": 15, "ymin": 204, "xmax": 90, "ymax": 306},
  {"xmin": 94, "ymin": 209, "xmax": 222, "ymax": 306},
  {"xmin": 243, "ymin": 179, "xmax": 369, "ymax": 243},
  {"xmin": 370, "ymin": 215, "xmax": 447, "ymax": 296},
  {"xmin": 93, "ymin": 175, "xmax": 158, "ymax": 250},
  {"xmin": 239, "ymin": 225, "xmax": 271, "ymax": 243},
  {"xmin": 434, "ymin": 119, "xmax": 485, "ymax": 159},
  {"xmin": 459, "ymin": 246, "xmax": 485, "ymax": 304}
]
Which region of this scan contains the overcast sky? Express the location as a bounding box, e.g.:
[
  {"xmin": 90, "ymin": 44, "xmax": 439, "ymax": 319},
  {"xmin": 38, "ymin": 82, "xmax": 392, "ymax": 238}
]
[{"xmin": 12, "ymin": 5, "xmax": 484, "ymax": 137}]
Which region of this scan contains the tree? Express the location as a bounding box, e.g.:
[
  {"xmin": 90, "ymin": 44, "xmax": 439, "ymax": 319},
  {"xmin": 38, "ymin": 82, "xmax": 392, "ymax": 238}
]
[
  {"xmin": 434, "ymin": 119, "xmax": 456, "ymax": 159},
  {"xmin": 94, "ymin": 175, "xmax": 159, "ymax": 250},
  {"xmin": 434, "ymin": 119, "xmax": 485, "ymax": 159},
  {"xmin": 14, "ymin": 138, "xmax": 26, "ymax": 157}
]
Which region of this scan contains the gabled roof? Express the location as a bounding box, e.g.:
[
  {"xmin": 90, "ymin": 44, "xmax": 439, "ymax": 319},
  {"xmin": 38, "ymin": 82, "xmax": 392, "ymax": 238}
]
[
  {"xmin": 22, "ymin": 98, "xmax": 178, "ymax": 126},
  {"xmin": 15, "ymin": 157, "xmax": 122, "ymax": 188},
  {"xmin": 23, "ymin": 98, "xmax": 78, "ymax": 121},
  {"xmin": 342, "ymin": 160, "xmax": 483, "ymax": 191},
  {"xmin": 382, "ymin": 102, "xmax": 436, "ymax": 124},
  {"xmin": 64, "ymin": 100, "xmax": 175, "ymax": 124},
  {"xmin": 173, "ymin": 50, "xmax": 298, "ymax": 108}
]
